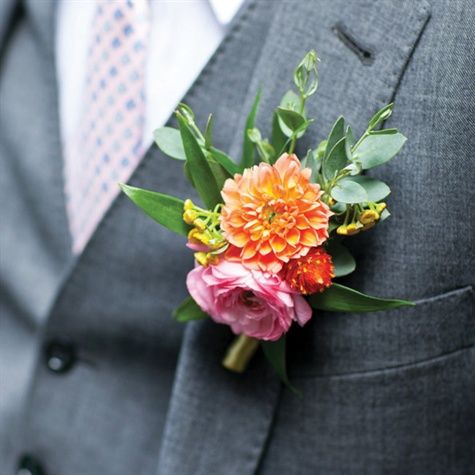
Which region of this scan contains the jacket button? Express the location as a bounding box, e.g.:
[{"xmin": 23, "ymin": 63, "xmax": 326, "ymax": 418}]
[
  {"xmin": 17, "ymin": 454, "xmax": 45, "ymax": 475},
  {"xmin": 44, "ymin": 339, "xmax": 77, "ymax": 374}
]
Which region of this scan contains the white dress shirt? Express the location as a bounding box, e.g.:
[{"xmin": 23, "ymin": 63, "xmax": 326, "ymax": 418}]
[{"xmin": 56, "ymin": 0, "xmax": 245, "ymax": 149}]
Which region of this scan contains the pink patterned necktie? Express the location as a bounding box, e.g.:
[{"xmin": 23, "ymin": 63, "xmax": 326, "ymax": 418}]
[{"xmin": 64, "ymin": 0, "xmax": 150, "ymax": 254}]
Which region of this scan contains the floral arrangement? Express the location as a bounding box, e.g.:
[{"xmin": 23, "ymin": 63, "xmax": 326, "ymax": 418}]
[{"xmin": 121, "ymin": 50, "xmax": 412, "ymax": 384}]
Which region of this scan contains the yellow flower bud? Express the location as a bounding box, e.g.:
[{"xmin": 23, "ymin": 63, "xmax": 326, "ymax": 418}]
[
  {"xmin": 194, "ymin": 252, "xmax": 209, "ymax": 267},
  {"xmin": 188, "ymin": 228, "xmax": 199, "ymax": 241},
  {"xmin": 184, "ymin": 199, "xmax": 194, "ymax": 211},
  {"xmin": 183, "ymin": 209, "xmax": 197, "ymax": 225},
  {"xmin": 359, "ymin": 210, "xmax": 379, "ymax": 225},
  {"xmin": 336, "ymin": 225, "xmax": 348, "ymax": 235},
  {"xmin": 376, "ymin": 202, "xmax": 387, "ymax": 213},
  {"xmin": 194, "ymin": 218, "xmax": 207, "ymax": 231},
  {"xmin": 346, "ymin": 223, "xmax": 362, "ymax": 235},
  {"xmin": 195, "ymin": 252, "xmax": 219, "ymax": 267}
]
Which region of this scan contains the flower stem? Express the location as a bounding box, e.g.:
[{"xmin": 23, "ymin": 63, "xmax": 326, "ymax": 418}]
[{"xmin": 222, "ymin": 335, "xmax": 260, "ymax": 373}]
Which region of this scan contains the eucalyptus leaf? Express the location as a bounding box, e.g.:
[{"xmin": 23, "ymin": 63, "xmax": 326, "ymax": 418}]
[
  {"xmin": 241, "ymin": 89, "xmax": 261, "ymax": 169},
  {"xmin": 308, "ymin": 283, "xmax": 414, "ymax": 312},
  {"xmin": 280, "ymin": 89, "xmax": 301, "ymax": 112},
  {"xmin": 368, "ymin": 103, "xmax": 393, "ymax": 131},
  {"xmin": 345, "ymin": 125, "xmax": 355, "ymax": 159},
  {"xmin": 331, "ymin": 178, "xmax": 368, "ymax": 204},
  {"xmin": 325, "ymin": 116, "xmax": 345, "ymax": 159},
  {"xmin": 302, "ymin": 149, "xmax": 321, "ymax": 180},
  {"xmin": 327, "ymin": 241, "xmax": 356, "ymax": 277},
  {"xmin": 119, "ymin": 184, "xmax": 190, "ymax": 236},
  {"xmin": 277, "ymin": 107, "xmax": 306, "ymax": 137},
  {"xmin": 177, "ymin": 113, "xmax": 222, "ymax": 208},
  {"xmin": 380, "ymin": 208, "xmax": 391, "ymax": 221},
  {"xmin": 323, "ymin": 136, "xmax": 348, "ymax": 181},
  {"xmin": 346, "ymin": 176, "xmax": 390, "ymax": 202},
  {"xmin": 354, "ymin": 132, "xmax": 407, "ymax": 169},
  {"xmin": 369, "ymin": 128, "xmax": 399, "ymax": 135},
  {"xmin": 173, "ymin": 296, "xmax": 208, "ymax": 322},
  {"xmin": 153, "ymin": 127, "xmax": 186, "ymax": 160}
]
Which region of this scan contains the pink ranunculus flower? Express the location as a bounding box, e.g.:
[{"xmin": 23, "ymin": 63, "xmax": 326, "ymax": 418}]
[{"xmin": 186, "ymin": 260, "xmax": 313, "ymax": 341}]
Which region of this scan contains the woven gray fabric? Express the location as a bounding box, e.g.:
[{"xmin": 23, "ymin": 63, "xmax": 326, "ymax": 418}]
[{"xmin": 1, "ymin": 0, "xmax": 474, "ymax": 474}]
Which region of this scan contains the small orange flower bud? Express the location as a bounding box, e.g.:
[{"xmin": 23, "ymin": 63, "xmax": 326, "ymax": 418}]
[{"xmin": 282, "ymin": 247, "xmax": 334, "ymax": 295}]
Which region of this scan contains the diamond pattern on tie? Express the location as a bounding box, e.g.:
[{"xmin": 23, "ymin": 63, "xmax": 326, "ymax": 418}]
[{"xmin": 64, "ymin": 0, "xmax": 149, "ymax": 254}]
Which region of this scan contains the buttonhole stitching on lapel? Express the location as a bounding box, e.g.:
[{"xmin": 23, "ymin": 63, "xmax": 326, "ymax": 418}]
[{"xmin": 332, "ymin": 22, "xmax": 374, "ymax": 65}]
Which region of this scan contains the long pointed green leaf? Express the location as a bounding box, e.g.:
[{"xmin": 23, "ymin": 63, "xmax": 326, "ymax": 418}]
[
  {"xmin": 241, "ymin": 89, "xmax": 261, "ymax": 169},
  {"xmin": 261, "ymin": 337, "xmax": 299, "ymax": 394},
  {"xmin": 119, "ymin": 184, "xmax": 190, "ymax": 236},
  {"xmin": 210, "ymin": 147, "xmax": 242, "ymax": 175},
  {"xmin": 176, "ymin": 113, "xmax": 222, "ymax": 208},
  {"xmin": 173, "ymin": 296, "xmax": 208, "ymax": 322},
  {"xmin": 309, "ymin": 283, "xmax": 414, "ymax": 313}
]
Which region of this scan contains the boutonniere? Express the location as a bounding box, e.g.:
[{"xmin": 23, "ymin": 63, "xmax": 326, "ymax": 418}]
[{"xmin": 120, "ymin": 50, "xmax": 412, "ymax": 387}]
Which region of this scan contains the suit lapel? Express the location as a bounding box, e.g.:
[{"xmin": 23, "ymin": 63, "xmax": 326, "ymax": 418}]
[{"xmin": 157, "ymin": 1, "xmax": 431, "ymax": 474}]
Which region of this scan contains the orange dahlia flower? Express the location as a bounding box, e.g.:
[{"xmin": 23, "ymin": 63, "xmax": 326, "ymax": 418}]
[
  {"xmin": 281, "ymin": 247, "xmax": 334, "ymax": 294},
  {"xmin": 220, "ymin": 153, "xmax": 332, "ymax": 273}
]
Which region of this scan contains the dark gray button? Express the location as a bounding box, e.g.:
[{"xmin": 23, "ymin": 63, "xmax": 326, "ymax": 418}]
[
  {"xmin": 44, "ymin": 339, "xmax": 76, "ymax": 374},
  {"xmin": 17, "ymin": 454, "xmax": 45, "ymax": 475}
]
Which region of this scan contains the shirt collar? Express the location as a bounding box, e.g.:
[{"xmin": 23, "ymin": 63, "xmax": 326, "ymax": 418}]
[{"xmin": 208, "ymin": 0, "xmax": 245, "ymax": 25}]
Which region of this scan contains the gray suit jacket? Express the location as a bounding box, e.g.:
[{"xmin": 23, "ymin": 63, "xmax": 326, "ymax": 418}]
[{"xmin": 1, "ymin": 0, "xmax": 474, "ymax": 474}]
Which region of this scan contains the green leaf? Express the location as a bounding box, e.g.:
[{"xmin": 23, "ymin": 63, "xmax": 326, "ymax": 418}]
[
  {"xmin": 271, "ymin": 112, "xmax": 288, "ymax": 156},
  {"xmin": 369, "ymin": 128, "xmax": 399, "ymax": 135},
  {"xmin": 380, "ymin": 208, "xmax": 391, "ymax": 221},
  {"xmin": 207, "ymin": 158, "xmax": 231, "ymax": 190},
  {"xmin": 280, "ymin": 89, "xmax": 301, "ymax": 112},
  {"xmin": 241, "ymin": 89, "xmax": 261, "ymax": 169},
  {"xmin": 354, "ymin": 132, "xmax": 407, "ymax": 169},
  {"xmin": 153, "ymin": 127, "xmax": 186, "ymax": 160},
  {"xmin": 308, "ymin": 283, "xmax": 414, "ymax": 312},
  {"xmin": 345, "ymin": 125, "xmax": 356, "ymax": 159},
  {"xmin": 119, "ymin": 184, "xmax": 190, "ymax": 236},
  {"xmin": 210, "ymin": 147, "xmax": 241, "ymax": 175},
  {"xmin": 302, "ymin": 148, "xmax": 322, "ymax": 180},
  {"xmin": 261, "ymin": 337, "xmax": 299, "ymax": 393},
  {"xmin": 176, "ymin": 112, "xmax": 222, "ymax": 208},
  {"xmin": 204, "ymin": 114, "xmax": 214, "ymax": 150},
  {"xmin": 327, "ymin": 241, "xmax": 356, "ymax": 277},
  {"xmin": 276, "ymin": 107, "xmax": 306, "ymax": 138},
  {"xmin": 323, "ymin": 137, "xmax": 348, "ymax": 180},
  {"xmin": 368, "ymin": 103, "xmax": 393, "ymax": 131},
  {"xmin": 325, "ymin": 117, "xmax": 345, "ymax": 160},
  {"xmin": 331, "ymin": 178, "xmax": 368, "ymax": 204},
  {"xmin": 346, "ymin": 176, "xmax": 390, "ymax": 202},
  {"xmin": 173, "ymin": 296, "xmax": 208, "ymax": 322}
]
